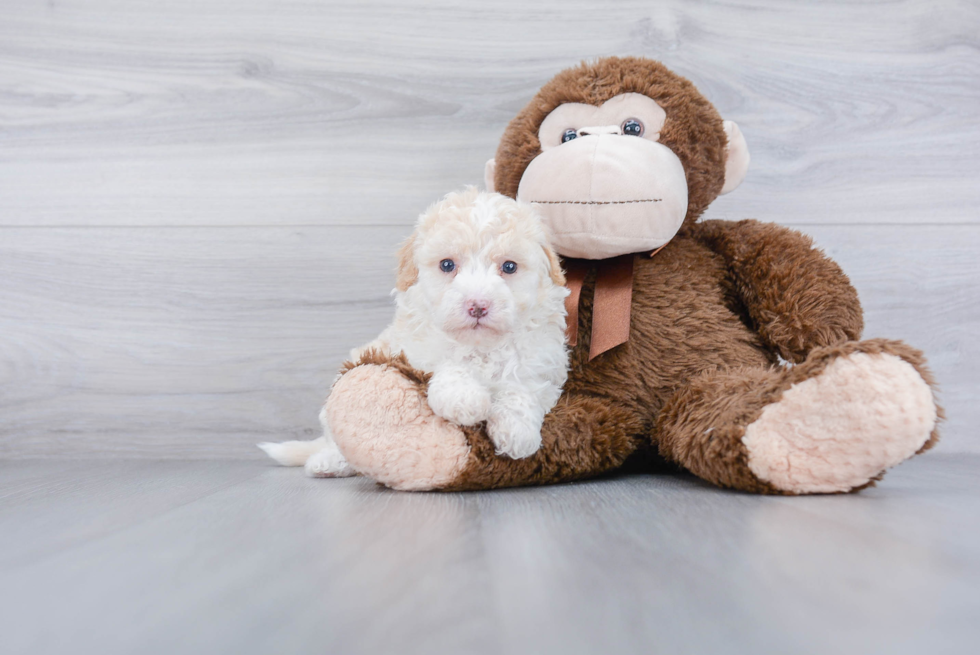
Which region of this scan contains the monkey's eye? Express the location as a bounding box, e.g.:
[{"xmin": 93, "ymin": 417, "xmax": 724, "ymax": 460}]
[
  {"xmin": 560, "ymin": 128, "xmax": 578, "ymax": 144},
  {"xmin": 501, "ymin": 261, "xmax": 518, "ymax": 275},
  {"xmin": 622, "ymin": 119, "xmax": 644, "ymax": 137},
  {"xmin": 439, "ymin": 259, "xmax": 455, "ymax": 273}
]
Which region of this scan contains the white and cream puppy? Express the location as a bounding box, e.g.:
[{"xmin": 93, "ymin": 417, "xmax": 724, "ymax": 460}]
[{"xmin": 260, "ymin": 188, "xmax": 569, "ymax": 477}]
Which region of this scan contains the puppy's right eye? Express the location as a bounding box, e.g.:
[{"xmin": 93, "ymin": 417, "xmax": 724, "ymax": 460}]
[
  {"xmin": 439, "ymin": 259, "xmax": 455, "ymax": 273},
  {"xmin": 561, "ymin": 128, "xmax": 578, "ymax": 144}
]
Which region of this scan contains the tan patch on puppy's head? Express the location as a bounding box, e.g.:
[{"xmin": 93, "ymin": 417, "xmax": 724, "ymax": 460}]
[
  {"xmin": 395, "ymin": 233, "xmax": 418, "ymax": 292},
  {"xmin": 543, "ymin": 244, "xmax": 565, "ymax": 286}
]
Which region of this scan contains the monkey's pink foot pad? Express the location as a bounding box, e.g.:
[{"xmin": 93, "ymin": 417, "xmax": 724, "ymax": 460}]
[
  {"xmin": 326, "ymin": 363, "xmax": 471, "ymax": 491},
  {"xmin": 742, "ymin": 352, "xmax": 938, "ymax": 493}
]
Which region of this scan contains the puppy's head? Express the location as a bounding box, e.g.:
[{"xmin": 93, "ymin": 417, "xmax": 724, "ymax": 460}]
[{"xmin": 397, "ymin": 188, "xmax": 565, "ymax": 346}]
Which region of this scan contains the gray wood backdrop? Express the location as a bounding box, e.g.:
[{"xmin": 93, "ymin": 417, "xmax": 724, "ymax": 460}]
[{"xmin": 1, "ymin": 0, "xmax": 977, "ymax": 458}]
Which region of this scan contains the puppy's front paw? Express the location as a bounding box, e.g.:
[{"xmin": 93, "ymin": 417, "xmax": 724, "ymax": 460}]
[
  {"xmin": 487, "ymin": 406, "xmax": 543, "ymax": 459},
  {"xmin": 305, "ymin": 444, "xmax": 357, "ymax": 478},
  {"xmin": 427, "ymin": 373, "xmax": 492, "ymax": 427}
]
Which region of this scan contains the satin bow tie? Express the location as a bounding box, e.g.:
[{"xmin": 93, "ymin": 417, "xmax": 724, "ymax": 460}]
[{"xmin": 563, "ymin": 245, "xmax": 666, "ymax": 360}]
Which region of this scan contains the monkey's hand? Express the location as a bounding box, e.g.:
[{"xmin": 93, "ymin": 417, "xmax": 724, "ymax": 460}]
[{"xmin": 695, "ymin": 219, "xmax": 863, "ymax": 363}]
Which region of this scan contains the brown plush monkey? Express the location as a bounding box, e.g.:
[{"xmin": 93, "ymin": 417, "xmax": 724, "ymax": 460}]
[{"xmin": 326, "ymin": 57, "xmax": 941, "ymax": 493}]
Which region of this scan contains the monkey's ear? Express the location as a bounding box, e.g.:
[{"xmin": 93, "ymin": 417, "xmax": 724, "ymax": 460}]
[
  {"xmin": 484, "ymin": 158, "xmax": 497, "ymax": 193},
  {"xmin": 395, "ymin": 233, "xmax": 419, "ymax": 292},
  {"xmin": 720, "ymin": 121, "xmax": 750, "ymax": 195},
  {"xmin": 542, "ymin": 245, "xmax": 565, "ymax": 286}
]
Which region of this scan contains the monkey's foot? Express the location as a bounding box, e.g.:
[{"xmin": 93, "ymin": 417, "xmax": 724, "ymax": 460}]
[
  {"xmin": 326, "ymin": 359, "xmax": 471, "ymax": 491},
  {"xmin": 742, "ymin": 347, "xmax": 938, "ymax": 493}
]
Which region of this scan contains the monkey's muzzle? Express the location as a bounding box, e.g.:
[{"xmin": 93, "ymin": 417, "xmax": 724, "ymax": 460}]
[{"xmin": 517, "ymin": 134, "xmax": 688, "ymax": 260}]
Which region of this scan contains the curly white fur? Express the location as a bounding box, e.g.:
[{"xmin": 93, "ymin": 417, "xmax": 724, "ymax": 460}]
[{"xmin": 260, "ymin": 189, "xmax": 569, "ymax": 475}]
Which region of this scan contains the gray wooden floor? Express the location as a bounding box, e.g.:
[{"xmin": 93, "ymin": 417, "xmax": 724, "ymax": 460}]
[{"xmin": 1, "ymin": 455, "xmax": 978, "ymax": 655}]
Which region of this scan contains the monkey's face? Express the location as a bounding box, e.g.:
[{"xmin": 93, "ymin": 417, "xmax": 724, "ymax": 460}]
[
  {"xmin": 487, "ymin": 58, "xmax": 751, "ymax": 260},
  {"xmin": 516, "ymin": 93, "xmax": 688, "ymax": 259}
]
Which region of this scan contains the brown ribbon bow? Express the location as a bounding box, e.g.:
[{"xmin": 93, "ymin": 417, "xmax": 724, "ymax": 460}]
[{"xmin": 563, "ymin": 245, "xmax": 666, "ymax": 360}]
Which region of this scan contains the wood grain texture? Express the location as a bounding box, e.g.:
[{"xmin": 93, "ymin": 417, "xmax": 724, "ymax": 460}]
[
  {"xmin": 1, "ymin": 456, "xmax": 978, "ymax": 654},
  {"xmin": 1, "ymin": 1, "xmax": 977, "ymax": 459},
  {"xmin": 0, "ymin": 226, "xmax": 403, "ymax": 457},
  {"xmin": 0, "ymin": 0, "xmax": 977, "ymax": 227},
  {"xmin": 0, "ymin": 224, "xmax": 976, "ymax": 457}
]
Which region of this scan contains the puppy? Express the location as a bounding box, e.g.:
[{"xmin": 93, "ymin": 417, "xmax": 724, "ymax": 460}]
[{"xmin": 260, "ymin": 188, "xmax": 569, "ymax": 477}]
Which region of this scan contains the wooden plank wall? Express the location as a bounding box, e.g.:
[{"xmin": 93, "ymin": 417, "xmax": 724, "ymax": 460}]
[{"xmin": 1, "ymin": 0, "xmax": 977, "ymax": 457}]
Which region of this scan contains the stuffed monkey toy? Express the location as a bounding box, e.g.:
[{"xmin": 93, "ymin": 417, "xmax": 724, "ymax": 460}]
[{"xmin": 325, "ymin": 57, "xmax": 941, "ymax": 493}]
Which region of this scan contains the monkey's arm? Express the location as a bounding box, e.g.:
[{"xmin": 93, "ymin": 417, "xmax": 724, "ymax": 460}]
[{"xmin": 694, "ymin": 219, "xmax": 863, "ymax": 363}]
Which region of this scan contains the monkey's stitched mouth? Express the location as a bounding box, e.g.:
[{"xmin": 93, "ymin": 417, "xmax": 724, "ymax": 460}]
[{"xmin": 529, "ymin": 199, "xmax": 662, "ymax": 205}]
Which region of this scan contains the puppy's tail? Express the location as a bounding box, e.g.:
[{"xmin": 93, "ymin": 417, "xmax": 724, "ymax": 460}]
[{"xmin": 258, "ymin": 436, "xmax": 327, "ymax": 467}]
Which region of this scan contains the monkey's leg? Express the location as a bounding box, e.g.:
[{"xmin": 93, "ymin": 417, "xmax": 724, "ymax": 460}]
[
  {"xmin": 326, "ymin": 352, "xmax": 644, "ymax": 491},
  {"xmin": 656, "ymin": 339, "xmax": 941, "ymax": 494}
]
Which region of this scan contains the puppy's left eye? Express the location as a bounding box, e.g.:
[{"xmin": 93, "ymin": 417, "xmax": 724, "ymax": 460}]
[
  {"xmin": 501, "ymin": 261, "xmax": 518, "ymax": 274},
  {"xmin": 440, "ymin": 259, "xmax": 455, "ymax": 273}
]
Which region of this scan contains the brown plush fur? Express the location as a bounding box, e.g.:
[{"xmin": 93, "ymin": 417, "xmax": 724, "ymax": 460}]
[
  {"xmin": 339, "ymin": 349, "xmax": 644, "ymax": 491},
  {"xmin": 340, "ymin": 348, "xmax": 431, "ymax": 387},
  {"xmin": 656, "ymin": 338, "xmax": 942, "ymax": 495},
  {"xmin": 694, "ymin": 220, "xmax": 864, "ymax": 363},
  {"xmin": 428, "ymin": 220, "xmax": 902, "ymax": 491},
  {"xmin": 335, "ymin": 57, "xmax": 940, "ymax": 493},
  {"xmin": 446, "ymin": 395, "xmax": 645, "ymax": 491}
]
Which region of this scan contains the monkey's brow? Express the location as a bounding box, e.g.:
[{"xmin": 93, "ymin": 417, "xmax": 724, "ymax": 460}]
[{"xmin": 528, "ymin": 199, "xmax": 662, "ymax": 205}]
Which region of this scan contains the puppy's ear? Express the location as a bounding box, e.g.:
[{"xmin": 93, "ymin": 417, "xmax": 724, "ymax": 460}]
[
  {"xmin": 542, "ymin": 245, "xmax": 565, "ymax": 286},
  {"xmin": 395, "ymin": 233, "xmax": 419, "ymax": 292}
]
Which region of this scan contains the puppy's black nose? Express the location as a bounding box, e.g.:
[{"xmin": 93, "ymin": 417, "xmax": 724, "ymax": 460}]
[{"xmin": 468, "ymin": 303, "xmax": 488, "ymax": 319}]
